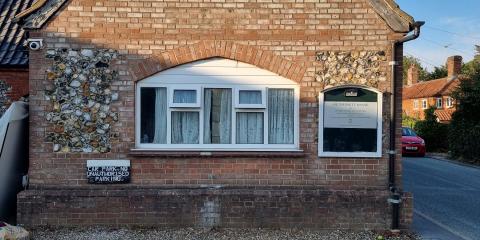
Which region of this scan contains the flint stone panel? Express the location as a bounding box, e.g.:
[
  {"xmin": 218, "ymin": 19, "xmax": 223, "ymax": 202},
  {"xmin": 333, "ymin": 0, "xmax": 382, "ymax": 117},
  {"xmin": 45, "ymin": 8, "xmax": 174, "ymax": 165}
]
[
  {"xmin": 44, "ymin": 48, "xmax": 119, "ymax": 153},
  {"xmin": 316, "ymin": 51, "xmax": 388, "ymax": 88}
]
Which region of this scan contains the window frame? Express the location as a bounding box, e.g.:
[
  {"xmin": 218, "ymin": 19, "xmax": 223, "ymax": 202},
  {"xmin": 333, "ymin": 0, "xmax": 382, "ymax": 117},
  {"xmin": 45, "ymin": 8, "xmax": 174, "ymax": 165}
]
[
  {"xmin": 413, "ymin": 100, "xmax": 419, "ymax": 109},
  {"xmin": 421, "ymin": 99, "xmax": 428, "ymax": 109},
  {"xmin": 318, "ymin": 85, "xmax": 383, "ymax": 158},
  {"xmin": 169, "ymin": 85, "xmax": 202, "ymax": 108},
  {"xmin": 234, "ymin": 87, "xmax": 267, "ymax": 109},
  {"xmin": 135, "ymin": 83, "xmax": 300, "ymax": 151},
  {"xmin": 446, "ymin": 97, "xmax": 453, "ymax": 108},
  {"xmin": 436, "ymin": 97, "xmax": 443, "ymax": 108}
]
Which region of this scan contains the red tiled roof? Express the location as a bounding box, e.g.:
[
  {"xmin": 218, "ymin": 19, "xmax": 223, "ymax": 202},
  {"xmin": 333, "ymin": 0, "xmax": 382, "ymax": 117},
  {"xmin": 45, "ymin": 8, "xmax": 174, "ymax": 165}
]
[
  {"xmin": 402, "ymin": 75, "xmax": 465, "ymax": 99},
  {"xmin": 435, "ymin": 109, "xmax": 455, "ymax": 122}
]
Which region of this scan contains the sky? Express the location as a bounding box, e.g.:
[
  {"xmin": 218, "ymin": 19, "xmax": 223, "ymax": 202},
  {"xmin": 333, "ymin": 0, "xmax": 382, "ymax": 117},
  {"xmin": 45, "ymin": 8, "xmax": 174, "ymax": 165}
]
[{"xmin": 396, "ymin": 0, "xmax": 480, "ymax": 71}]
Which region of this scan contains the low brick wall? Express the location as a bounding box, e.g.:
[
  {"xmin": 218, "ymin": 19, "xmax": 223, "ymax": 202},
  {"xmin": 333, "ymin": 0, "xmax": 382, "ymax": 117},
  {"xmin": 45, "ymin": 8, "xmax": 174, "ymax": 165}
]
[{"xmin": 18, "ymin": 187, "xmax": 412, "ymax": 229}]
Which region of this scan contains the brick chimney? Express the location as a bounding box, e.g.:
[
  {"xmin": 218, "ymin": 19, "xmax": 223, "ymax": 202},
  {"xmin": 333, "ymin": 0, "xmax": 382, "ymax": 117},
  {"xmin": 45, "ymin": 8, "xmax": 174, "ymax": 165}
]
[
  {"xmin": 407, "ymin": 65, "xmax": 419, "ymax": 85},
  {"xmin": 447, "ymin": 55, "xmax": 462, "ymax": 78}
]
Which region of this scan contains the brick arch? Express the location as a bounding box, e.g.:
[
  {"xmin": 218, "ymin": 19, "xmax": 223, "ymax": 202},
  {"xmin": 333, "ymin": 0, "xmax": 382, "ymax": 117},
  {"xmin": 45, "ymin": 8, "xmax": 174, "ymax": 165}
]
[{"xmin": 128, "ymin": 40, "xmax": 308, "ymax": 83}]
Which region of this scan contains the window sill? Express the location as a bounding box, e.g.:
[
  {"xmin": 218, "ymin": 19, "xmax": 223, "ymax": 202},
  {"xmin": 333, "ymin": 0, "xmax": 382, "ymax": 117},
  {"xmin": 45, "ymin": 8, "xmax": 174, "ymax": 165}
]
[{"xmin": 129, "ymin": 149, "xmax": 306, "ymax": 158}]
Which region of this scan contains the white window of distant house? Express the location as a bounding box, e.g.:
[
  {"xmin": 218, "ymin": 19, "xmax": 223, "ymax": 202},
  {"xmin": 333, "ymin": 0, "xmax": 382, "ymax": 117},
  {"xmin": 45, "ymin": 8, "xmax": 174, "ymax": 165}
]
[
  {"xmin": 436, "ymin": 98, "xmax": 443, "ymax": 108},
  {"xmin": 413, "ymin": 100, "xmax": 419, "ymax": 109},
  {"xmin": 446, "ymin": 97, "xmax": 453, "ymax": 108},
  {"xmin": 318, "ymin": 86, "xmax": 383, "ymax": 158},
  {"xmin": 135, "ymin": 58, "xmax": 300, "ymax": 151},
  {"xmin": 422, "ymin": 99, "xmax": 428, "ymax": 109}
]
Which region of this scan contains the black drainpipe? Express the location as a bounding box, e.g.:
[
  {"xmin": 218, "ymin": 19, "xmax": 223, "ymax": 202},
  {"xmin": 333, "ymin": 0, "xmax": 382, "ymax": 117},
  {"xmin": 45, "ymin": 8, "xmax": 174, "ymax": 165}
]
[{"xmin": 389, "ymin": 21, "xmax": 425, "ymax": 231}]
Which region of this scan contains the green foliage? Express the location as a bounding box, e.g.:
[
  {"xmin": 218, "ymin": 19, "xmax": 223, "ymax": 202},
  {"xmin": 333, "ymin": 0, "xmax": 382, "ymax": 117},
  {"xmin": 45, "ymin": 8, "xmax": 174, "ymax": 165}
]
[
  {"xmin": 414, "ymin": 107, "xmax": 449, "ymax": 152},
  {"xmin": 403, "ymin": 56, "xmax": 429, "ymax": 84},
  {"xmin": 402, "ymin": 113, "xmax": 418, "ymax": 129},
  {"xmin": 426, "ymin": 66, "xmax": 448, "ymax": 80},
  {"xmin": 449, "ymin": 52, "xmax": 480, "ymax": 163},
  {"xmin": 403, "ymin": 56, "xmax": 448, "ymax": 84}
]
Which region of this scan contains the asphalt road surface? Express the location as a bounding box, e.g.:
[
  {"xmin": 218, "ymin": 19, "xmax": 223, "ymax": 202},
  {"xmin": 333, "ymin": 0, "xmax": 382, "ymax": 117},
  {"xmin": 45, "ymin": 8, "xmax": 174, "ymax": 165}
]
[{"xmin": 403, "ymin": 157, "xmax": 480, "ymax": 240}]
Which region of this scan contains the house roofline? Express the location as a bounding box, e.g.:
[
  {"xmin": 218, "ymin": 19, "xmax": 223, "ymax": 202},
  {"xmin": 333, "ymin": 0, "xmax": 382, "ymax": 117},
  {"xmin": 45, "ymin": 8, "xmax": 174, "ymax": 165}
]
[{"xmin": 14, "ymin": 0, "xmax": 415, "ymax": 33}]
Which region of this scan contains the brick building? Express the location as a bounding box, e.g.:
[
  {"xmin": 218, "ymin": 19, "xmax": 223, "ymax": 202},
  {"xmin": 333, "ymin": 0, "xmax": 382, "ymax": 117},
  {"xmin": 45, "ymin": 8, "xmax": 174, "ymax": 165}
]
[
  {"xmin": 403, "ymin": 56, "xmax": 463, "ymax": 123},
  {"xmin": 0, "ymin": 0, "xmax": 34, "ymax": 114},
  {"xmin": 14, "ymin": 0, "xmax": 419, "ymax": 229}
]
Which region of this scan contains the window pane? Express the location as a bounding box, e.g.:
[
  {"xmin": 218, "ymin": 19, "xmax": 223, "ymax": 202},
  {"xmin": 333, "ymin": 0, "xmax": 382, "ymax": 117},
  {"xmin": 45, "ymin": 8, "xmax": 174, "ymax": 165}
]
[
  {"xmin": 268, "ymin": 89, "xmax": 294, "ymax": 144},
  {"xmin": 239, "ymin": 90, "xmax": 262, "ymax": 104},
  {"xmin": 141, "ymin": 87, "xmax": 167, "ymax": 143},
  {"xmin": 173, "ymin": 90, "xmax": 197, "ymax": 103},
  {"xmin": 236, "ymin": 112, "xmax": 263, "ymax": 144},
  {"xmin": 171, "ymin": 112, "xmax": 199, "ymax": 144},
  {"xmin": 204, "ymin": 89, "xmax": 232, "ymax": 144},
  {"xmin": 323, "ymin": 128, "xmax": 377, "ymax": 152}
]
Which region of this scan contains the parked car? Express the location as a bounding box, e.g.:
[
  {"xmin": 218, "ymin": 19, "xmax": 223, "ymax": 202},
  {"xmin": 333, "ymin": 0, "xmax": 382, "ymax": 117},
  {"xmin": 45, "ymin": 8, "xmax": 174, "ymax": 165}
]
[
  {"xmin": 402, "ymin": 127, "xmax": 425, "ymax": 157},
  {"xmin": 0, "ymin": 102, "xmax": 29, "ymax": 225}
]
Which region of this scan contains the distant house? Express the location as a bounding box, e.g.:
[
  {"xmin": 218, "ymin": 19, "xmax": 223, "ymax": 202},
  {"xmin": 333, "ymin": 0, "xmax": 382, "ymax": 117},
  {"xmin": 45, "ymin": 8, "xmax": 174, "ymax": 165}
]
[
  {"xmin": 0, "ymin": 0, "xmax": 33, "ymax": 113},
  {"xmin": 402, "ymin": 56, "xmax": 464, "ymax": 123}
]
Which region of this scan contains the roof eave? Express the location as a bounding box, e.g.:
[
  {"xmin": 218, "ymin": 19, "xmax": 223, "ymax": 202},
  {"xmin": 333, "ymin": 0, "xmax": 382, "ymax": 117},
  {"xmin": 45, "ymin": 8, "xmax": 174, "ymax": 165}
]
[
  {"xmin": 13, "ymin": 0, "xmax": 68, "ymax": 30},
  {"xmin": 367, "ymin": 0, "xmax": 415, "ymax": 33}
]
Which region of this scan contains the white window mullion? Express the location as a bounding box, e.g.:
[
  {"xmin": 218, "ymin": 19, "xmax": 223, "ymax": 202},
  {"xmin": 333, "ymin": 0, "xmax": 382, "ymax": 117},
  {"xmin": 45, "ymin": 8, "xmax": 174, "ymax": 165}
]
[
  {"xmin": 232, "ymin": 94, "xmax": 237, "ymax": 144},
  {"xmin": 264, "ymin": 88, "xmax": 269, "ymax": 145},
  {"xmin": 166, "ymin": 97, "xmax": 172, "ymax": 144},
  {"xmin": 199, "ymin": 87, "xmax": 204, "ymax": 145}
]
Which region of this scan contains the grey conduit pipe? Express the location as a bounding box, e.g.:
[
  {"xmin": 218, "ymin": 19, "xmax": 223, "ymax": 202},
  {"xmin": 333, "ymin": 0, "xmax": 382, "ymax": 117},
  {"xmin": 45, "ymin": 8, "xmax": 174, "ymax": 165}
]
[{"xmin": 389, "ymin": 21, "xmax": 425, "ymax": 230}]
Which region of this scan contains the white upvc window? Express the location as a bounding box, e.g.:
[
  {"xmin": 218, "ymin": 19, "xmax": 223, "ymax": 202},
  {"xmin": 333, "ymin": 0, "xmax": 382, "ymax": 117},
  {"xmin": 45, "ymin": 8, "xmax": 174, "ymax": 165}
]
[
  {"xmin": 436, "ymin": 98, "xmax": 443, "ymax": 108},
  {"xmin": 422, "ymin": 99, "xmax": 428, "ymax": 109},
  {"xmin": 135, "ymin": 58, "xmax": 300, "ymax": 151},
  {"xmin": 234, "ymin": 87, "xmax": 266, "ymax": 109},
  {"xmin": 446, "ymin": 97, "xmax": 453, "ymax": 108},
  {"xmin": 169, "ymin": 86, "xmax": 201, "ymax": 108},
  {"xmin": 413, "ymin": 100, "xmax": 419, "ymax": 109}
]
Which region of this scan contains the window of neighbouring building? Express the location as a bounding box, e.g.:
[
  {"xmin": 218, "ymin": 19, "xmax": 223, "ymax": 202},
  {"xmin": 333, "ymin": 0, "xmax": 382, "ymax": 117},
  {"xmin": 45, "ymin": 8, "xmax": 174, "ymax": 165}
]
[
  {"xmin": 446, "ymin": 97, "xmax": 453, "ymax": 108},
  {"xmin": 318, "ymin": 86, "xmax": 382, "ymax": 158},
  {"xmin": 136, "ymin": 58, "xmax": 299, "ymax": 151},
  {"xmin": 422, "ymin": 99, "xmax": 428, "ymax": 109},
  {"xmin": 436, "ymin": 98, "xmax": 443, "ymax": 108},
  {"xmin": 413, "ymin": 100, "xmax": 419, "ymax": 109}
]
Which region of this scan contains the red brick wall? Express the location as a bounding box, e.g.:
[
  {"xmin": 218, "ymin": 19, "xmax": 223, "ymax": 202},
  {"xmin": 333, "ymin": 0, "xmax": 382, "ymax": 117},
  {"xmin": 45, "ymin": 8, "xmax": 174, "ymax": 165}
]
[
  {"xmin": 27, "ymin": 0, "xmax": 405, "ymax": 188},
  {"xmin": 0, "ymin": 68, "xmax": 29, "ymax": 101},
  {"xmin": 18, "ymin": 187, "xmax": 412, "ymax": 229},
  {"xmin": 22, "ymin": 0, "xmax": 411, "ymax": 229}
]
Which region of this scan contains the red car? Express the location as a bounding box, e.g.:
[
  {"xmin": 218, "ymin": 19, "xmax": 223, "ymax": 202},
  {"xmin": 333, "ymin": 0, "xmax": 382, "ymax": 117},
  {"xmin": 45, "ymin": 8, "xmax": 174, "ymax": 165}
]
[{"xmin": 401, "ymin": 127, "xmax": 426, "ymax": 157}]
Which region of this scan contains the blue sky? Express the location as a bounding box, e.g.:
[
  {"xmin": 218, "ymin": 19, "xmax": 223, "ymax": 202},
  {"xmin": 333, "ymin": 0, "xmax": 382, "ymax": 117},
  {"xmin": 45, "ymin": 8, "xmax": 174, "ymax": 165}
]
[{"xmin": 396, "ymin": 0, "xmax": 480, "ymax": 70}]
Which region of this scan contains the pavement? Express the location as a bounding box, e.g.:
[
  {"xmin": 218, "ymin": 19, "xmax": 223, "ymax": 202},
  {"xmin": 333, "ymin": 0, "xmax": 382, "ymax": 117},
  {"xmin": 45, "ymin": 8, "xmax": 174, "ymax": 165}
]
[{"xmin": 403, "ymin": 157, "xmax": 480, "ymax": 240}]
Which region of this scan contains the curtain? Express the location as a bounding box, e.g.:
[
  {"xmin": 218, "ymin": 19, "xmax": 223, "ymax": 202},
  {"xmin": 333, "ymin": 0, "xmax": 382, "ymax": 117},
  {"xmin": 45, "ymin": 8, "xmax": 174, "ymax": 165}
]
[
  {"xmin": 153, "ymin": 88, "xmax": 167, "ymax": 144},
  {"xmin": 173, "ymin": 90, "xmax": 196, "ymax": 103},
  {"xmin": 236, "ymin": 112, "xmax": 263, "ymax": 144},
  {"xmin": 204, "ymin": 89, "xmax": 232, "ymax": 144},
  {"xmin": 171, "ymin": 111, "xmax": 199, "ymax": 144},
  {"xmin": 239, "ymin": 90, "xmax": 262, "ymax": 104},
  {"xmin": 268, "ymin": 89, "xmax": 294, "ymax": 144}
]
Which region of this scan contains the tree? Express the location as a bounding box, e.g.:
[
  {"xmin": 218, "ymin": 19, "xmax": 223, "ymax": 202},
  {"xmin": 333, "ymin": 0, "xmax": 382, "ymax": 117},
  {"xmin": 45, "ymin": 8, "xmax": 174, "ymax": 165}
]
[
  {"xmin": 449, "ymin": 46, "xmax": 480, "ymax": 162},
  {"xmin": 414, "ymin": 107, "xmax": 449, "ymax": 152},
  {"xmin": 426, "ymin": 66, "xmax": 448, "ymax": 80},
  {"xmin": 403, "ymin": 56, "xmax": 429, "ymax": 85}
]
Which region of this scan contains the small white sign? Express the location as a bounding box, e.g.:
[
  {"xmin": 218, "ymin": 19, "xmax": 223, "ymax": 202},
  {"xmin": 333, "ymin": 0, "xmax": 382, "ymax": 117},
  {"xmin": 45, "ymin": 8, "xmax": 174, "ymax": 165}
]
[
  {"xmin": 87, "ymin": 160, "xmax": 130, "ymax": 167},
  {"xmin": 324, "ymin": 101, "xmax": 377, "ymax": 129}
]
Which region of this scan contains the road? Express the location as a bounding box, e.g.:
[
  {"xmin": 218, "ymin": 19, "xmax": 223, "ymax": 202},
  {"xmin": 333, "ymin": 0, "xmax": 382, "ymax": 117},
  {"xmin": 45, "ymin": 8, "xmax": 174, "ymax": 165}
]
[{"xmin": 403, "ymin": 157, "xmax": 480, "ymax": 240}]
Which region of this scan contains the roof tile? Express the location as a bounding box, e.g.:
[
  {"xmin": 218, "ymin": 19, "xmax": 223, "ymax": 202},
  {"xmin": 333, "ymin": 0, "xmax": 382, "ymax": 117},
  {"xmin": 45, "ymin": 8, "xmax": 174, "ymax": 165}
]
[
  {"xmin": 0, "ymin": 0, "xmax": 35, "ymax": 67},
  {"xmin": 402, "ymin": 76, "xmax": 464, "ymax": 99}
]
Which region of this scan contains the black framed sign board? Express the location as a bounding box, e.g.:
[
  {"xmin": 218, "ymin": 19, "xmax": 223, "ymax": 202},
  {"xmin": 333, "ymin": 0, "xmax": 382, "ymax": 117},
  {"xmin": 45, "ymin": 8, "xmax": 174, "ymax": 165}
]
[
  {"xmin": 86, "ymin": 160, "xmax": 131, "ymax": 184},
  {"xmin": 318, "ymin": 86, "xmax": 382, "ymax": 158}
]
